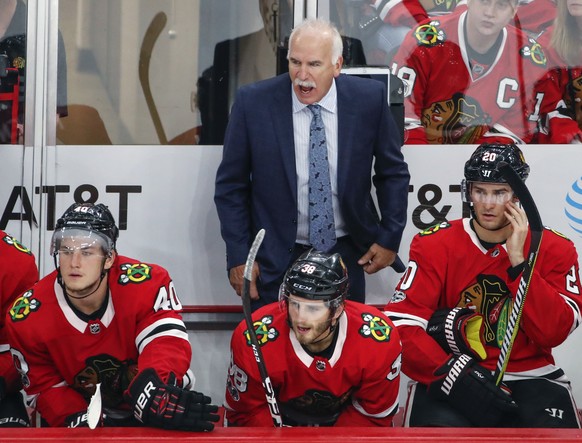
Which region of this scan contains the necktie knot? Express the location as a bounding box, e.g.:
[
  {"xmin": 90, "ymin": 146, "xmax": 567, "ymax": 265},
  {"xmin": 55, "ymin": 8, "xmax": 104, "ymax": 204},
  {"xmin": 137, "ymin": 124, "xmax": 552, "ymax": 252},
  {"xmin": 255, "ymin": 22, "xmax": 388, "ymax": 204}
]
[{"xmin": 308, "ymin": 104, "xmax": 321, "ymax": 117}]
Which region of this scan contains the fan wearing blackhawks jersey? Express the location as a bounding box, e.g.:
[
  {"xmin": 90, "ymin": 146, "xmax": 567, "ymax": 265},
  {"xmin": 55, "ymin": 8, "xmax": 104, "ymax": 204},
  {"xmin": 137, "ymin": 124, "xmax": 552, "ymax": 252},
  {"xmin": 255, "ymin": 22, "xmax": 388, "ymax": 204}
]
[
  {"xmin": 225, "ymin": 250, "xmax": 402, "ymax": 427},
  {"xmin": 535, "ymin": 1, "xmax": 582, "ymax": 144},
  {"xmin": 0, "ymin": 231, "xmax": 37, "ymax": 427},
  {"xmin": 391, "ymin": 0, "xmax": 551, "ymax": 145},
  {"xmin": 385, "ymin": 143, "xmax": 582, "ymax": 428},
  {"xmin": 5, "ymin": 203, "xmax": 219, "ymax": 430}
]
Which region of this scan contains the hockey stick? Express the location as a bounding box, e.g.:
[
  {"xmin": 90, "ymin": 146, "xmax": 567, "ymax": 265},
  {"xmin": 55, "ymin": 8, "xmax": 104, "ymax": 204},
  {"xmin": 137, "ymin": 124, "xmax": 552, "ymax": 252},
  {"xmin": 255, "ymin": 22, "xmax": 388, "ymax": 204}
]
[
  {"xmin": 139, "ymin": 11, "xmax": 168, "ymax": 145},
  {"xmin": 241, "ymin": 229, "xmax": 283, "ymax": 427},
  {"xmin": 87, "ymin": 382, "xmax": 102, "ymax": 429},
  {"xmin": 493, "ymin": 161, "xmax": 543, "ymax": 386}
]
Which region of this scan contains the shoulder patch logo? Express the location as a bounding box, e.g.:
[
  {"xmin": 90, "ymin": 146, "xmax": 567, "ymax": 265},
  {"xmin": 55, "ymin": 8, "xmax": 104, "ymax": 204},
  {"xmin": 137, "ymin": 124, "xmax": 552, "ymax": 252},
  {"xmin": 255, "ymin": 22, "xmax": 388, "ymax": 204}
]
[
  {"xmin": 414, "ymin": 20, "xmax": 446, "ymax": 46},
  {"xmin": 520, "ymin": 39, "xmax": 547, "ymax": 67},
  {"xmin": 2, "ymin": 235, "xmax": 32, "ymax": 255},
  {"xmin": 359, "ymin": 313, "xmax": 392, "ymax": 342},
  {"xmin": 419, "ymin": 221, "xmax": 451, "ymax": 236},
  {"xmin": 118, "ymin": 263, "xmax": 152, "ymax": 285},
  {"xmin": 10, "ymin": 290, "xmax": 40, "ymax": 322},
  {"xmin": 244, "ymin": 315, "xmax": 278, "ymax": 347}
]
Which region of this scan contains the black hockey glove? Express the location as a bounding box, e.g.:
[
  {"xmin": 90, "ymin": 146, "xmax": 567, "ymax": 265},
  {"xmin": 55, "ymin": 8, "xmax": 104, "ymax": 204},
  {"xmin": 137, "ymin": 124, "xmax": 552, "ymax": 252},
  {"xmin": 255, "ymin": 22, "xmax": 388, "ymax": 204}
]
[
  {"xmin": 126, "ymin": 368, "xmax": 219, "ymax": 431},
  {"xmin": 66, "ymin": 411, "xmax": 92, "ymax": 428},
  {"xmin": 428, "ymin": 354, "xmax": 517, "ymax": 427},
  {"xmin": 0, "ymin": 377, "xmax": 5, "ymax": 402},
  {"xmin": 427, "ymin": 307, "xmax": 488, "ymax": 360}
]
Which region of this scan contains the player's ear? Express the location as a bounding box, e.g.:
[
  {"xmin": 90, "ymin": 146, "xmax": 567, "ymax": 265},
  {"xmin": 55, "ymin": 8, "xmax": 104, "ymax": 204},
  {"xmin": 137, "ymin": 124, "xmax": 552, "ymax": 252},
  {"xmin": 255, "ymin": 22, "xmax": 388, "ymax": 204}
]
[
  {"xmin": 331, "ymin": 303, "xmax": 344, "ymax": 321},
  {"xmin": 104, "ymin": 250, "xmax": 117, "ymax": 270}
]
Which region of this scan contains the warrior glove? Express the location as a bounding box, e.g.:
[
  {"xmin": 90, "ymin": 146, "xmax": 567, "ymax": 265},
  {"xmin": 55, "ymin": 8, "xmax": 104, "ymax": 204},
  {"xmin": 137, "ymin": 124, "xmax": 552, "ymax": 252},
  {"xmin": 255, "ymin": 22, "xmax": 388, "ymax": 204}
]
[
  {"xmin": 428, "ymin": 354, "xmax": 517, "ymax": 427},
  {"xmin": 126, "ymin": 368, "xmax": 219, "ymax": 431},
  {"xmin": 427, "ymin": 307, "xmax": 488, "ymax": 360}
]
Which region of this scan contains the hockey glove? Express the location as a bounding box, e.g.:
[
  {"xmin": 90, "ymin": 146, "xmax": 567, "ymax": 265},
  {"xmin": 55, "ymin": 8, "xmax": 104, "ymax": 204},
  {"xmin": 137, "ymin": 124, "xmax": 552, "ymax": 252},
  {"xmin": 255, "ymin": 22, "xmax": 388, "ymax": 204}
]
[
  {"xmin": 428, "ymin": 354, "xmax": 517, "ymax": 427},
  {"xmin": 126, "ymin": 368, "xmax": 219, "ymax": 431},
  {"xmin": 427, "ymin": 307, "xmax": 488, "ymax": 360},
  {"xmin": 66, "ymin": 411, "xmax": 93, "ymax": 428}
]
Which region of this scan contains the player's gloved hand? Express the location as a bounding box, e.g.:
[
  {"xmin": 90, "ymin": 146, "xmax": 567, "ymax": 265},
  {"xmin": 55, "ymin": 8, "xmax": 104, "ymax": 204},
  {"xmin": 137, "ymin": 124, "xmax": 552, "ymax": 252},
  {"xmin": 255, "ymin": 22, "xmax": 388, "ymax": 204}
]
[
  {"xmin": 66, "ymin": 411, "xmax": 93, "ymax": 428},
  {"xmin": 126, "ymin": 368, "xmax": 219, "ymax": 431},
  {"xmin": 427, "ymin": 307, "xmax": 487, "ymax": 360},
  {"xmin": 428, "ymin": 354, "xmax": 517, "ymax": 427}
]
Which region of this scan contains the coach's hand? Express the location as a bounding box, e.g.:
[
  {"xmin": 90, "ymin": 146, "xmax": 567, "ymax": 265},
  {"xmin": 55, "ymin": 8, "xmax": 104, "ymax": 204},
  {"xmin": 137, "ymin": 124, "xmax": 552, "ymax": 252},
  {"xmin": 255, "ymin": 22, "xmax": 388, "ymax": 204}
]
[
  {"xmin": 126, "ymin": 368, "xmax": 219, "ymax": 431},
  {"xmin": 229, "ymin": 262, "xmax": 260, "ymax": 300},
  {"xmin": 428, "ymin": 354, "xmax": 517, "ymax": 427}
]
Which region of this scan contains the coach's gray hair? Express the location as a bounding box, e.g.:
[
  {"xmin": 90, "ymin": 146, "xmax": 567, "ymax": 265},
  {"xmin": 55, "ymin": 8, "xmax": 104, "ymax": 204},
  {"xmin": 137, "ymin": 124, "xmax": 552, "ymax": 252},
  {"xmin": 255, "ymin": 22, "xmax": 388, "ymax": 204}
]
[{"xmin": 287, "ymin": 18, "xmax": 343, "ymax": 65}]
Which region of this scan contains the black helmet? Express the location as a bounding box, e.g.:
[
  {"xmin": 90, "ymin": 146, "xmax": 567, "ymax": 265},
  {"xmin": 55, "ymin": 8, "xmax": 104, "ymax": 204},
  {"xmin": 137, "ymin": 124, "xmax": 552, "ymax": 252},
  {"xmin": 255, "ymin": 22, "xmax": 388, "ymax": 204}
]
[
  {"xmin": 280, "ymin": 249, "xmax": 348, "ymax": 303},
  {"xmin": 51, "ymin": 203, "xmax": 119, "ymax": 255},
  {"xmin": 464, "ymin": 143, "xmax": 529, "ymax": 183},
  {"xmin": 462, "ymin": 143, "xmax": 529, "ymax": 203}
]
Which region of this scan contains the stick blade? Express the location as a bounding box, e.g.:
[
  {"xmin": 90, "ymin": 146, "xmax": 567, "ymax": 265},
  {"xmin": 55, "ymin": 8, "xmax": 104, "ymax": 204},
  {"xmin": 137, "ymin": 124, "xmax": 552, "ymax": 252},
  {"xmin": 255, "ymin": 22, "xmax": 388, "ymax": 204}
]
[{"xmin": 87, "ymin": 383, "xmax": 102, "ymax": 429}]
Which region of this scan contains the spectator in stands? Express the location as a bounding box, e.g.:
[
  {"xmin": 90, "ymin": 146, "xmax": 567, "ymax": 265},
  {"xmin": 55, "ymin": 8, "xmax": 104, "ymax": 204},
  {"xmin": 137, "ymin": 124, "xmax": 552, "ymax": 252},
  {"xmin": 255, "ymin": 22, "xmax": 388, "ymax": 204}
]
[
  {"xmin": 0, "ymin": 230, "xmax": 37, "ymax": 427},
  {"xmin": 224, "ymin": 250, "xmax": 402, "ymax": 426},
  {"xmin": 535, "ymin": 0, "xmax": 582, "ymax": 143},
  {"xmin": 5, "ymin": 202, "xmax": 219, "ymax": 430},
  {"xmin": 0, "ymin": 0, "xmax": 68, "ymax": 143},
  {"xmin": 366, "ymin": 0, "xmax": 554, "ymax": 64},
  {"xmin": 391, "ymin": 0, "xmax": 553, "ymax": 145},
  {"xmin": 385, "ymin": 143, "xmax": 582, "ymax": 427}
]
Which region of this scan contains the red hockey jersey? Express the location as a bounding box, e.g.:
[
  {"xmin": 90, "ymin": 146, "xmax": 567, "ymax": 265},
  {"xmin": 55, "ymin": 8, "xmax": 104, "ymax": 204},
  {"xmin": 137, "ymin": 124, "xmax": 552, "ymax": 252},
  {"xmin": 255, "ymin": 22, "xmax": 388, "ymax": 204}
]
[
  {"xmin": 384, "ymin": 219, "xmax": 582, "ymax": 386},
  {"xmin": 375, "ymin": 0, "xmax": 554, "ymax": 35},
  {"xmin": 535, "ymin": 26, "xmax": 582, "ymax": 144},
  {"xmin": 392, "ymin": 11, "xmax": 550, "ymax": 144},
  {"xmin": 225, "ymin": 300, "xmax": 402, "ymax": 427},
  {"xmin": 5, "ymin": 255, "xmax": 191, "ymax": 427},
  {"xmin": 0, "ymin": 231, "xmax": 37, "ymax": 392}
]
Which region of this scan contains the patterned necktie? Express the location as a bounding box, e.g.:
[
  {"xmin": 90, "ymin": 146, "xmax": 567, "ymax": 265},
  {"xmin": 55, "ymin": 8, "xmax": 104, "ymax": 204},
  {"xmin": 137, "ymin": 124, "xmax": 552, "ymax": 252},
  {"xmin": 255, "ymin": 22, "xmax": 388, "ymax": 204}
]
[{"xmin": 307, "ymin": 104, "xmax": 336, "ymax": 252}]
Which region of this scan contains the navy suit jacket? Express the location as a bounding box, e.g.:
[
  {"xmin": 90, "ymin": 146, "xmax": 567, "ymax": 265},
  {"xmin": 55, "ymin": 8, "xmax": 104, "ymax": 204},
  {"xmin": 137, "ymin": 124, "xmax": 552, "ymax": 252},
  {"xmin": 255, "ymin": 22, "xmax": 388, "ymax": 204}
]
[{"xmin": 215, "ymin": 73, "xmax": 410, "ymax": 286}]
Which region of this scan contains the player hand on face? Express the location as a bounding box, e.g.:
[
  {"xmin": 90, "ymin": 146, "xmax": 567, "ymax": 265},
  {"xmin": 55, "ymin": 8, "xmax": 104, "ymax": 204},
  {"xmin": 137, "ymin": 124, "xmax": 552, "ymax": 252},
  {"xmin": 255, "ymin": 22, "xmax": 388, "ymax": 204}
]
[{"xmin": 504, "ymin": 201, "xmax": 528, "ymax": 267}]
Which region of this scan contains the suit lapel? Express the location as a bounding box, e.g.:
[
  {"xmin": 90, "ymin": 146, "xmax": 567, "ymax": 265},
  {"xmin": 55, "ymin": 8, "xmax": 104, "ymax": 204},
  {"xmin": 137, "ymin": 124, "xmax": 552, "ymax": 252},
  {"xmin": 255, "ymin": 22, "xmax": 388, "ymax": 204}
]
[
  {"xmin": 336, "ymin": 76, "xmax": 357, "ymax": 200},
  {"xmin": 271, "ymin": 77, "xmax": 297, "ymax": 201}
]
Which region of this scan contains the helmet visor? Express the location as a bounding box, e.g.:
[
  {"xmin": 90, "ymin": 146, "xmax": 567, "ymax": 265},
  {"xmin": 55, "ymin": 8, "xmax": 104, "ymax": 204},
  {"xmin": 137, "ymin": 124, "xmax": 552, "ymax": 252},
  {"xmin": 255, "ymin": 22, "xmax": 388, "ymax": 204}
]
[
  {"xmin": 280, "ymin": 292, "xmax": 332, "ymax": 321},
  {"xmin": 468, "ymin": 182, "xmax": 514, "ymax": 205},
  {"xmin": 50, "ymin": 228, "xmax": 113, "ymax": 257}
]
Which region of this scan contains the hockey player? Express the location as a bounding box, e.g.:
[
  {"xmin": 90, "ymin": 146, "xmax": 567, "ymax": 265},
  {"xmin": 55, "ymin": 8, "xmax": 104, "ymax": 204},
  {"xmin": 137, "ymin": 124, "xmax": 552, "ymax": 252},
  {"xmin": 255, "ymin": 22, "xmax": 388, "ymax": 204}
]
[
  {"xmin": 5, "ymin": 202, "xmax": 219, "ymax": 430},
  {"xmin": 384, "ymin": 143, "xmax": 582, "ymax": 427},
  {"xmin": 0, "ymin": 230, "xmax": 37, "ymax": 427},
  {"xmin": 391, "ymin": 0, "xmax": 552, "ymax": 145},
  {"xmin": 224, "ymin": 250, "xmax": 402, "ymax": 427}
]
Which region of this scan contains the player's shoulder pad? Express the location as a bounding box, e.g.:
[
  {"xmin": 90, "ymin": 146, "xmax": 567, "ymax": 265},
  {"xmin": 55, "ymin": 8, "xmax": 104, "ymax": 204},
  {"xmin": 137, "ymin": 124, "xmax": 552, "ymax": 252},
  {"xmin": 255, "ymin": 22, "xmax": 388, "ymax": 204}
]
[
  {"xmin": 9, "ymin": 289, "xmax": 41, "ymax": 323},
  {"xmin": 239, "ymin": 311, "xmax": 281, "ymax": 349},
  {"xmin": 418, "ymin": 221, "xmax": 452, "ymax": 237},
  {"xmin": 543, "ymin": 226, "xmax": 573, "ymax": 243},
  {"xmin": 114, "ymin": 256, "xmax": 165, "ymax": 286},
  {"xmin": 519, "ymin": 36, "xmax": 547, "ymax": 68},
  {"xmin": 351, "ymin": 303, "xmax": 396, "ymax": 344},
  {"xmin": 0, "ymin": 232, "xmax": 33, "ymax": 256},
  {"xmin": 413, "ymin": 20, "xmax": 446, "ymax": 47}
]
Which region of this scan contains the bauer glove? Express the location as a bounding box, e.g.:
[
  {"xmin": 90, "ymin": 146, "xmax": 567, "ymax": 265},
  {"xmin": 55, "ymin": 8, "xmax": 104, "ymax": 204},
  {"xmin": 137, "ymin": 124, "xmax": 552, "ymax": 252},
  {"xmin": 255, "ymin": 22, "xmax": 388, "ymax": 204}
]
[
  {"xmin": 126, "ymin": 368, "xmax": 219, "ymax": 431},
  {"xmin": 427, "ymin": 307, "xmax": 488, "ymax": 360},
  {"xmin": 428, "ymin": 354, "xmax": 517, "ymax": 427}
]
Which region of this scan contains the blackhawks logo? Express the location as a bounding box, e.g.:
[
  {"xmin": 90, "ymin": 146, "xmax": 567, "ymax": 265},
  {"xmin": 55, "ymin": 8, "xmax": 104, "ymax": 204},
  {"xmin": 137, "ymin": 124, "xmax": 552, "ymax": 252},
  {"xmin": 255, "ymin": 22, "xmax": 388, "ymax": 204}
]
[
  {"xmin": 520, "ymin": 38, "xmax": 547, "ymax": 67},
  {"xmin": 419, "ymin": 221, "xmax": 451, "ymax": 236},
  {"xmin": 414, "ymin": 21, "xmax": 446, "ymax": 46},
  {"xmin": 118, "ymin": 263, "xmax": 152, "ymax": 285},
  {"xmin": 359, "ymin": 313, "xmax": 392, "ymax": 342},
  {"xmin": 244, "ymin": 315, "xmax": 278, "ymax": 346},
  {"xmin": 2, "ymin": 235, "xmax": 32, "ymax": 255},
  {"xmin": 10, "ymin": 290, "xmax": 40, "ymax": 321}
]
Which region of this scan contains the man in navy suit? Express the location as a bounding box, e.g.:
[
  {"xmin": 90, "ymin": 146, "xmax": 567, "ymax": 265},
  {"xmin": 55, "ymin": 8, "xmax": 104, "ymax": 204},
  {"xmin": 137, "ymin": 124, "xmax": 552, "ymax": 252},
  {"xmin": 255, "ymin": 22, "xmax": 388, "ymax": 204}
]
[{"xmin": 215, "ymin": 18, "xmax": 409, "ymax": 310}]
